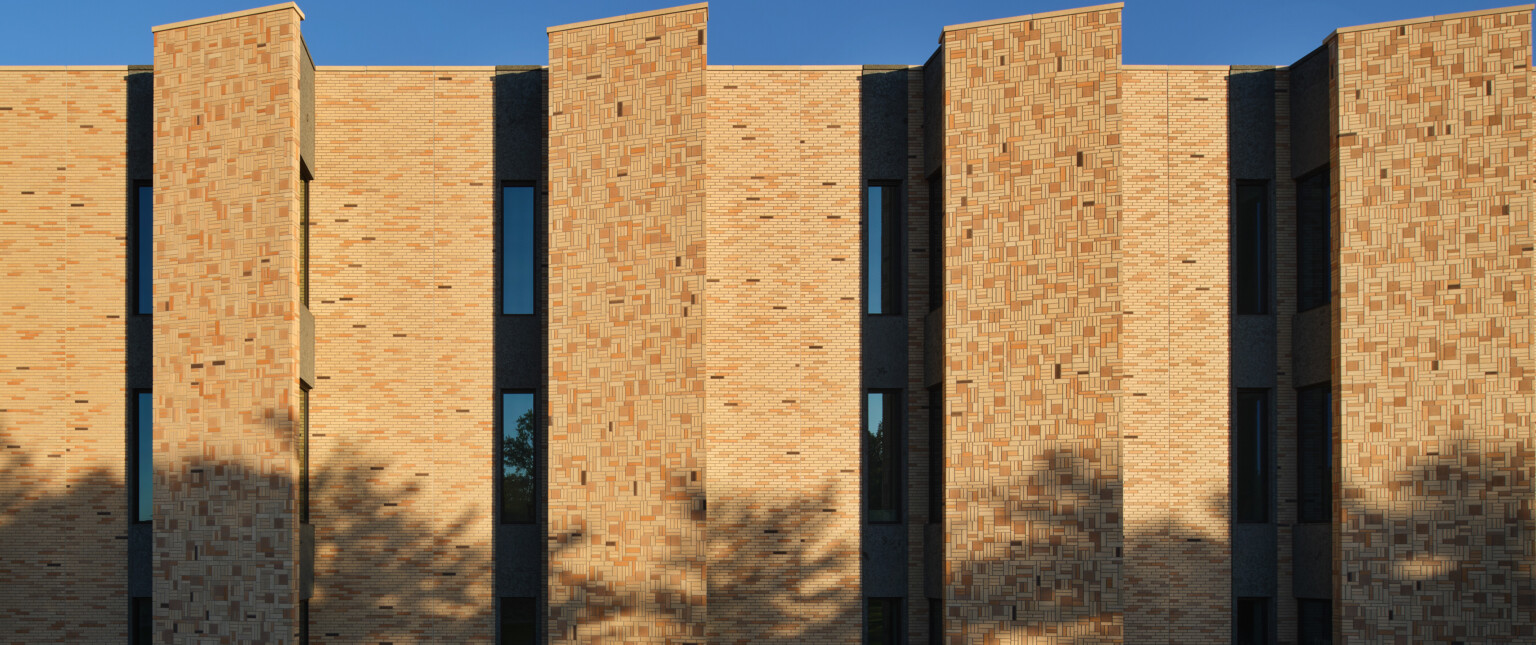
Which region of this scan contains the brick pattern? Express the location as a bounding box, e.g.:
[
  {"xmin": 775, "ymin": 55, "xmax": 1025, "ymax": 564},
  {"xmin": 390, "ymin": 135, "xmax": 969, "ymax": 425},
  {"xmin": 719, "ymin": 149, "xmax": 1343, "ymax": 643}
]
[
  {"xmin": 703, "ymin": 67, "xmax": 862, "ymax": 644},
  {"xmin": 941, "ymin": 8, "xmax": 1125, "ymax": 643},
  {"xmin": 1119, "ymin": 66, "xmax": 1232, "ymax": 641},
  {"xmin": 1270, "ymin": 67, "xmax": 1299, "ymax": 645},
  {"xmin": 152, "ymin": 8, "xmax": 304, "ymax": 643},
  {"xmin": 0, "ymin": 68, "xmax": 130, "ymax": 643},
  {"xmin": 902, "ymin": 66, "xmax": 934, "ymax": 641},
  {"xmin": 310, "ymin": 67, "xmax": 496, "ymax": 643},
  {"xmin": 546, "ymin": 8, "xmax": 709, "ymax": 643},
  {"xmin": 1331, "ymin": 10, "xmax": 1536, "ymax": 642}
]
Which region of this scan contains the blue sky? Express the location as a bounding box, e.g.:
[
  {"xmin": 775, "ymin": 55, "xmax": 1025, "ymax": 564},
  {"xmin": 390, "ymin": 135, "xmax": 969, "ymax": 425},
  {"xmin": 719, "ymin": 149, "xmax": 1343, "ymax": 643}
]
[{"xmin": 0, "ymin": 0, "xmax": 1514, "ymax": 67}]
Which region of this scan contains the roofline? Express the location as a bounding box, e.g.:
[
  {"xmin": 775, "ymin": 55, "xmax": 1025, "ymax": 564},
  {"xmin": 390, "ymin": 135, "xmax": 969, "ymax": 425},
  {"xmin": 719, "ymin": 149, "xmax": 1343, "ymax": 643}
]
[
  {"xmin": 1322, "ymin": 4, "xmax": 1533, "ymax": 44},
  {"xmin": 547, "ymin": 3, "xmax": 707, "ymax": 34},
  {"xmin": 941, "ymin": 3, "xmax": 1123, "ymax": 34}
]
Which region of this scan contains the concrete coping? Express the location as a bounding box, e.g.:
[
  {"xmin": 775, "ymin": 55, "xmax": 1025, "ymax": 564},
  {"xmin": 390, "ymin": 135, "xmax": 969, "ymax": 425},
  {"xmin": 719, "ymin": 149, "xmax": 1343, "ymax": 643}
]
[
  {"xmin": 315, "ymin": 65, "xmax": 498, "ymax": 72},
  {"xmin": 1323, "ymin": 4, "xmax": 1533, "ymax": 44},
  {"xmin": 0, "ymin": 65, "xmax": 151, "ymax": 71},
  {"xmin": 152, "ymin": 2, "xmax": 304, "ymax": 33},
  {"xmin": 1122, "ymin": 64, "xmax": 1233, "ymax": 71},
  {"xmin": 941, "ymin": 2, "xmax": 1123, "ymax": 34},
  {"xmin": 547, "ymin": 2, "xmax": 707, "ymax": 34},
  {"xmin": 708, "ymin": 65, "xmax": 862, "ymax": 71}
]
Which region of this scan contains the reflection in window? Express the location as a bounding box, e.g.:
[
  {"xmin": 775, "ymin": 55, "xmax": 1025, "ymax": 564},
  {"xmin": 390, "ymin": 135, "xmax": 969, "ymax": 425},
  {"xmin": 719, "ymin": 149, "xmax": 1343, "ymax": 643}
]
[
  {"xmin": 866, "ymin": 390, "xmax": 901, "ymax": 523},
  {"xmin": 866, "ymin": 597, "xmax": 902, "ymax": 645},
  {"xmin": 135, "ymin": 390, "xmax": 152, "ymax": 523},
  {"xmin": 867, "ymin": 183, "xmax": 900, "ymax": 315},
  {"xmin": 503, "ymin": 184, "xmax": 536, "ymax": 315},
  {"xmin": 136, "ymin": 183, "xmax": 153, "ymax": 315},
  {"xmin": 501, "ymin": 392, "xmax": 536, "ymax": 524}
]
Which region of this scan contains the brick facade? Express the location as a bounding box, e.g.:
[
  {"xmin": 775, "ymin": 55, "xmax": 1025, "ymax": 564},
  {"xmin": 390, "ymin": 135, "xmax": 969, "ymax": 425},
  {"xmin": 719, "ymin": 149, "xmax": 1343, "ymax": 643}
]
[{"xmin": 0, "ymin": 2, "xmax": 1532, "ymax": 644}]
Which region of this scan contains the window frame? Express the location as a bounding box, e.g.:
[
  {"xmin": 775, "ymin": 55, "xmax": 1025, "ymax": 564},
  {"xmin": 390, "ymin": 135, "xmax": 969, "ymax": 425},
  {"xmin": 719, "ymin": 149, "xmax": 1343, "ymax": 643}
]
[
  {"xmin": 500, "ymin": 390, "xmax": 538, "ymax": 525},
  {"xmin": 1295, "ymin": 167, "xmax": 1330, "ymax": 312},
  {"xmin": 299, "ymin": 164, "xmax": 312, "ymax": 308},
  {"xmin": 865, "ymin": 389, "xmax": 904, "ymax": 524},
  {"xmin": 1235, "ymin": 596, "xmax": 1272, "ymax": 645},
  {"xmin": 298, "ymin": 382, "xmax": 311, "ymax": 524},
  {"xmin": 927, "ymin": 385, "xmax": 943, "ymax": 523},
  {"xmin": 1234, "ymin": 180, "xmax": 1271, "ymax": 315},
  {"xmin": 927, "ymin": 172, "xmax": 943, "ymax": 311},
  {"xmin": 1234, "ymin": 389, "xmax": 1272, "ymax": 524},
  {"xmin": 501, "ymin": 181, "xmax": 538, "ymax": 316},
  {"xmin": 867, "ymin": 181, "xmax": 902, "ymax": 316},
  {"xmin": 499, "ymin": 596, "xmax": 537, "ymax": 645},
  {"xmin": 865, "ymin": 597, "xmax": 903, "ymax": 645},
  {"xmin": 1296, "ymin": 383, "xmax": 1332, "ymax": 524},
  {"xmin": 133, "ymin": 181, "xmax": 153, "ymax": 316},
  {"xmin": 133, "ymin": 389, "xmax": 152, "ymax": 524}
]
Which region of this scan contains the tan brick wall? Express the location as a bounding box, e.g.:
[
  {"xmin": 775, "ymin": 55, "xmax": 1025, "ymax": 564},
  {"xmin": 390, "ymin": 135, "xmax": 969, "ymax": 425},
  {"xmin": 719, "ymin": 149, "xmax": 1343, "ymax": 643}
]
[
  {"xmin": 0, "ymin": 67, "xmax": 131, "ymax": 643},
  {"xmin": 1119, "ymin": 66, "xmax": 1233, "ymax": 641},
  {"xmin": 310, "ymin": 66, "xmax": 496, "ymax": 643},
  {"xmin": 941, "ymin": 6, "xmax": 1125, "ymax": 642},
  {"xmin": 152, "ymin": 7, "xmax": 304, "ymax": 642},
  {"xmin": 546, "ymin": 7, "xmax": 709, "ymax": 643},
  {"xmin": 1331, "ymin": 9, "xmax": 1536, "ymax": 641},
  {"xmin": 702, "ymin": 66, "xmax": 862, "ymax": 643}
]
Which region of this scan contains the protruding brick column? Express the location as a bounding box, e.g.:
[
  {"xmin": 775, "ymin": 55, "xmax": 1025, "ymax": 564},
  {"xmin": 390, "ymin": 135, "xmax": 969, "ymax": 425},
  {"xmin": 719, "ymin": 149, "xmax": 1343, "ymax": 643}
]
[{"xmin": 151, "ymin": 4, "xmax": 306, "ymax": 642}]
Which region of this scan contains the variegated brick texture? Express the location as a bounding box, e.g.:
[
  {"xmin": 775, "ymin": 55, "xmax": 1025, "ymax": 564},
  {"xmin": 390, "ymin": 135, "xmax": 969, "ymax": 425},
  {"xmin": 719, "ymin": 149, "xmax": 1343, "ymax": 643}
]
[
  {"xmin": 1119, "ymin": 65, "xmax": 1232, "ymax": 641},
  {"xmin": 546, "ymin": 6, "xmax": 710, "ymax": 643},
  {"xmin": 1330, "ymin": 8, "xmax": 1536, "ymax": 642},
  {"xmin": 310, "ymin": 66, "xmax": 496, "ymax": 642},
  {"xmin": 152, "ymin": 5, "xmax": 305, "ymax": 643},
  {"xmin": 0, "ymin": 67, "xmax": 131, "ymax": 643},
  {"xmin": 703, "ymin": 66, "xmax": 863, "ymax": 643},
  {"xmin": 941, "ymin": 6, "xmax": 1126, "ymax": 643}
]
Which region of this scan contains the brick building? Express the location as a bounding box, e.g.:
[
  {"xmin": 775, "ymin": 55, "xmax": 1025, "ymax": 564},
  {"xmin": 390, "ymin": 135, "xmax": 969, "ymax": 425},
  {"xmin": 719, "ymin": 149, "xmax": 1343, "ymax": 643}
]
[{"xmin": 0, "ymin": 2, "xmax": 1531, "ymax": 643}]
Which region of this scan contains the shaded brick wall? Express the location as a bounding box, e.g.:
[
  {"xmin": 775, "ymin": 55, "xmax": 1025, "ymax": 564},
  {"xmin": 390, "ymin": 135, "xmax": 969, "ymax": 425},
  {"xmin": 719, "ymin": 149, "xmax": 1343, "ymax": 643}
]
[
  {"xmin": 1331, "ymin": 9, "xmax": 1536, "ymax": 642},
  {"xmin": 310, "ymin": 66, "xmax": 496, "ymax": 643},
  {"xmin": 152, "ymin": 6, "xmax": 304, "ymax": 642},
  {"xmin": 703, "ymin": 66, "xmax": 862, "ymax": 644},
  {"xmin": 546, "ymin": 6, "xmax": 709, "ymax": 643},
  {"xmin": 1120, "ymin": 65, "xmax": 1232, "ymax": 641},
  {"xmin": 0, "ymin": 67, "xmax": 131, "ymax": 642},
  {"xmin": 901, "ymin": 65, "xmax": 935, "ymax": 641},
  {"xmin": 941, "ymin": 6, "xmax": 1126, "ymax": 642}
]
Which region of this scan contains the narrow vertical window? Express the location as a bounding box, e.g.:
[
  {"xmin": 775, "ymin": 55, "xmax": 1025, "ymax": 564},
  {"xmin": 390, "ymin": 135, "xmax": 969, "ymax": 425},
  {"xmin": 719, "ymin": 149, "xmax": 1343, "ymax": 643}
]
[
  {"xmin": 865, "ymin": 597, "xmax": 902, "ymax": 645},
  {"xmin": 500, "ymin": 597, "xmax": 536, "ymax": 645},
  {"xmin": 134, "ymin": 390, "xmax": 152, "ymax": 523},
  {"xmin": 927, "ymin": 174, "xmax": 943, "ymax": 310},
  {"xmin": 503, "ymin": 183, "xmax": 536, "ymax": 315},
  {"xmin": 1234, "ymin": 181, "xmax": 1270, "ymax": 314},
  {"xmin": 866, "ymin": 390, "xmax": 901, "ymax": 523},
  {"xmin": 298, "ymin": 384, "xmax": 310, "ymax": 524},
  {"xmin": 1297, "ymin": 598, "xmax": 1332, "ymax": 645},
  {"xmin": 928, "ymin": 597, "xmax": 943, "ymax": 645},
  {"xmin": 298, "ymin": 599, "xmax": 309, "ymax": 645},
  {"xmin": 131, "ymin": 597, "xmax": 153, "ymax": 644},
  {"xmin": 927, "ymin": 385, "xmax": 943, "ymax": 522},
  {"xmin": 299, "ymin": 166, "xmax": 311, "ymax": 307},
  {"xmin": 1296, "ymin": 169, "xmax": 1330, "ymax": 311},
  {"xmin": 867, "ymin": 182, "xmax": 900, "ymax": 315},
  {"xmin": 1235, "ymin": 390, "xmax": 1271, "ymax": 523},
  {"xmin": 501, "ymin": 391, "xmax": 536, "ymax": 524},
  {"xmin": 1297, "ymin": 385, "xmax": 1332, "ymax": 524},
  {"xmin": 1236, "ymin": 597, "xmax": 1272, "ymax": 645},
  {"xmin": 135, "ymin": 182, "xmax": 153, "ymax": 315}
]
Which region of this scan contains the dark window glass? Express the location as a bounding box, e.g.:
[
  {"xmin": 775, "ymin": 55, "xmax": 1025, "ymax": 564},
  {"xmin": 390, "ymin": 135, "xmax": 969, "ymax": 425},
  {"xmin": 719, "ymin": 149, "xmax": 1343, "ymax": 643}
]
[
  {"xmin": 298, "ymin": 599, "xmax": 309, "ymax": 645},
  {"xmin": 1236, "ymin": 597, "xmax": 1271, "ymax": 645},
  {"xmin": 298, "ymin": 385, "xmax": 310, "ymax": 524},
  {"xmin": 1296, "ymin": 169, "xmax": 1330, "ymax": 311},
  {"xmin": 1235, "ymin": 390, "xmax": 1270, "ymax": 523},
  {"xmin": 866, "ymin": 390, "xmax": 901, "ymax": 523},
  {"xmin": 1235, "ymin": 181, "xmax": 1270, "ymax": 314},
  {"xmin": 131, "ymin": 597, "xmax": 152, "ymax": 644},
  {"xmin": 299, "ymin": 170, "xmax": 311, "ymax": 308},
  {"xmin": 134, "ymin": 390, "xmax": 152, "ymax": 523},
  {"xmin": 500, "ymin": 597, "xmax": 536, "ymax": 645},
  {"xmin": 868, "ymin": 183, "xmax": 900, "ymax": 315},
  {"xmin": 503, "ymin": 184, "xmax": 536, "ymax": 315},
  {"xmin": 928, "ymin": 174, "xmax": 943, "ymax": 310},
  {"xmin": 1297, "ymin": 385, "xmax": 1332, "ymax": 523},
  {"xmin": 135, "ymin": 183, "xmax": 153, "ymax": 315},
  {"xmin": 1297, "ymin": 598, "xmax": 1332, "ymax": 645},
  {"xmin": 928, "ymin": 597, "xmax": 943, "ymax": 645},
  {"xmin": 866, "ymin": 597, "xmax": 901, "ymax": 645},
  {"xmin": 928, "ymin": 386, "xmax": 943, "ymax": 522},
  {"xmin": 501, "ymin": 392, "xmax": 536, "ymax": 524}
]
